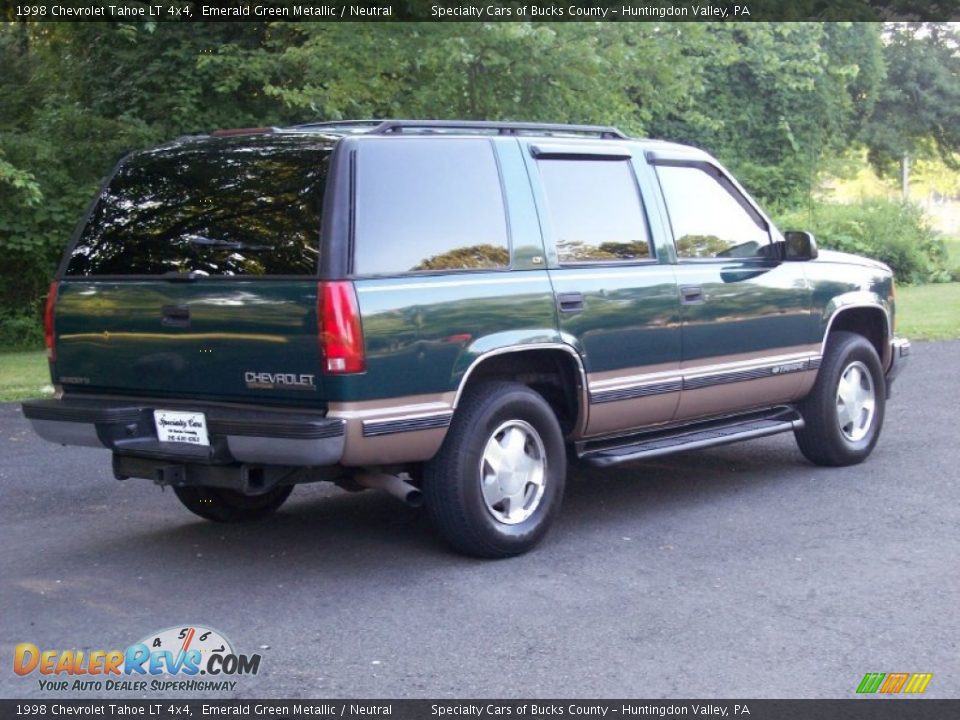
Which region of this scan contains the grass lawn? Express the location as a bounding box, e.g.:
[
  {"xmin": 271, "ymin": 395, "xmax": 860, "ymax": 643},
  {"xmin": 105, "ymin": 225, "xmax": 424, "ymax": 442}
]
[
  {"xmin": 896, "ymin": 282, "xmax": 960, "ymax": 341},
  {"xmin": 0, "ymin": 351, "xmax": 53, "ymax": 403}
]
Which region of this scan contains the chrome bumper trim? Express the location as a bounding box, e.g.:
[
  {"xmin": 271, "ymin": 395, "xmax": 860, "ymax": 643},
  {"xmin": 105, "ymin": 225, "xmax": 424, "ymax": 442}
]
[{"xmin": 886, "ymin": 337, "xmax": 910, "ymax": 391}]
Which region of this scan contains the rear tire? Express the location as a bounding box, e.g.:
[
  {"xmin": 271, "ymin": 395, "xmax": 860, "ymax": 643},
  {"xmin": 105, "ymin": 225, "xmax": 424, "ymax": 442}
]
[
  {"xmin": 173, "ymin": 485, "xmax": 293, "ymax": 523},
  {"xmin": 423, "ymin": 381, "xmax": 566, "ymax": 558},
  {"xmin": 795, "ymin": 331, "xmax": 886, "ymax": 466}
]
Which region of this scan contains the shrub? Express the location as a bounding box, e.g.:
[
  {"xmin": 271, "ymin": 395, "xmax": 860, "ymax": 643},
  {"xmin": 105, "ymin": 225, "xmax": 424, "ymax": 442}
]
[
  {"xmin": 0, "ymin": 305, "xmax": 44, "ymax": 351},
  {"xmin": 775, "ymin": 200, "xmax": 951, "ymax": 284}
]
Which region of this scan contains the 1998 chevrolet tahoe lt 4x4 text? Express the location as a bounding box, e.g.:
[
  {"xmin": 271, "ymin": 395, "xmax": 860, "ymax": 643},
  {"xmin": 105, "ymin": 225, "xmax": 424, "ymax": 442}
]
[{"xmin": 23, "ymin": 120, "xmax": 910, "ymax": 557}]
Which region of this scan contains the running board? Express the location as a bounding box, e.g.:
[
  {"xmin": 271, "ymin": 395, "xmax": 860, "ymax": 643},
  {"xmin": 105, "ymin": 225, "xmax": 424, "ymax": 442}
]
[{"xmin": 578, "ymin": 407, "xmax": 804, "ymax": 468}]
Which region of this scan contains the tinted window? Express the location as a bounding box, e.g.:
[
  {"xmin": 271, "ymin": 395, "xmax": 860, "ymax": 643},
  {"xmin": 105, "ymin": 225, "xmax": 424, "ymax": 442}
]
[
  {"xmin": 66, "ymin": 136, "xmax": 330, "ymax": 276},
  {"xmin": 353, "ymin": 139, "xmax": 510, "ymax": 275},
  {"xmin": 655, "ymin": 165, "xmax": 769, "ymax": 259},
  {"xmin": 537, "ymin": 159, "xmax": 651, "ymax": 264}
]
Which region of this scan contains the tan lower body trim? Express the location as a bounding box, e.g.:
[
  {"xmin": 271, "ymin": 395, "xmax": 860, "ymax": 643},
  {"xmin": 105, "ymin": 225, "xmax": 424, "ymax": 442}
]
[
  {"xmin": 675, "ymin": 372, "xmax": 809, "ymax": 421},
  {"xmin": 329, "ymin": 346, "xmax": 825, "ymax": 462},
  {"xmin": 582, "ymin": 346, "xmax": 822, "ymax": 438},
  {"xmin": 585, "ymin": 392, "xmax": 680, "ymax": 437},
  {"xmin": 338, "ymin": 422, "xmax": 448, "ymax": 466},
  {"xmin": 328, "ymin": 392, "xmax": 454, "ymax": 466}
]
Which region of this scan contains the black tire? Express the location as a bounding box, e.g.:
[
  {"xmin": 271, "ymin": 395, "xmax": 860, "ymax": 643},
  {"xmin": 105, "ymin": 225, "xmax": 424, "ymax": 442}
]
[
  {"xmin": 423, "ymin": 381, "xmax": 567, "ymax": 558},
  {"xmin": 795, "ymin": 331, "xmax": 886, "ymax": 467},
  {"xmin": 173, "ymin": 485, "xmax": 293, "ymax": 523}
]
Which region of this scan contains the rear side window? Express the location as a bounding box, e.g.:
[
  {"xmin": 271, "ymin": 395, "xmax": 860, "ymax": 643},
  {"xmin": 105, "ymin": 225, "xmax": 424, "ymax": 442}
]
[
  {"xmin": 66, "ymin": 137, "xmax": 331, "ymax": 276},
  {"xmin": 353, "ymin": 139, "xmax": 510, "ymax": 275},
  {"xmin": 537, "ymin": 158, "xmax": 651, "ymax": 264}
]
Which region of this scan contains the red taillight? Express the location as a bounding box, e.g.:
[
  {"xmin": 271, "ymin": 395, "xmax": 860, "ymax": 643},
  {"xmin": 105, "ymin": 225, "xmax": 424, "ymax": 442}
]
[
  {"xmin": 318, "ymin": 281, "xmax": 366, "ymax": 374},
  {"xmin": 44, "ymin": 281, "xmax": 59, "ymax": 362}
]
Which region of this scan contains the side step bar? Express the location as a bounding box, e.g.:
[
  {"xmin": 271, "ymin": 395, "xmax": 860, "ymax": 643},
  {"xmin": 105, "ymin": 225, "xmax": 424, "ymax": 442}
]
[{"xmin": 578, "ymin": 407, "xmax": 804, "ymax": 468}]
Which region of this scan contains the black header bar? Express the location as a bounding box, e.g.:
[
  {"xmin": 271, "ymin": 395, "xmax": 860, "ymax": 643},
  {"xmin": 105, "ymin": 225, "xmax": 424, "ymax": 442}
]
[
  {"xmin": 1, "ymin": 700, "xmax": 959, "ymax": 720},
  {"xmin": 3, "ymin": 0, "xmax": 958, "ymax": 22}
]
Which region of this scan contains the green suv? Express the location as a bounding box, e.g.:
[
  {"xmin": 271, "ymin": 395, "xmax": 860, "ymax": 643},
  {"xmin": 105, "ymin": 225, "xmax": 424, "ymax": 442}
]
[{"xmin": 23, "ymin": 120, "xmax": 910, "ymax": 557}]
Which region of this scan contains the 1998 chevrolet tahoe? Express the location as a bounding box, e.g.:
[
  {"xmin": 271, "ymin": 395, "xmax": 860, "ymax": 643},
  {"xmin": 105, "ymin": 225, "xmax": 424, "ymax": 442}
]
[{"xmin": 23, "ymin": 120, "xmax": 910, "ymax": 557}]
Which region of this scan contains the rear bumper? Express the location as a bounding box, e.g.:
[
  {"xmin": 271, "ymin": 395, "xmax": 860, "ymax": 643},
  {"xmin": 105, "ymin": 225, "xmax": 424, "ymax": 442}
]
[
  {"xmin": 21, "ymin": 397, "xmax": 345, "ymax": 467},
  {"xmin": 886, "ymin": 336, "xmax": 910, "ymax": 394}
]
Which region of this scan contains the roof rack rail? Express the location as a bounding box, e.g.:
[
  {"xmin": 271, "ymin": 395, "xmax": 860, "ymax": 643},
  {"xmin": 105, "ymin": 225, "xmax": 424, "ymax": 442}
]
[
  {"xmin": 370, "ymin": 120, "xmax": 628, "ymax": 140},
  {"xmin": 280, "ymin": 120, "xmax": 385, "ymax": 134},
  {"xmin": 210, "ymin": 127, "xmax": 275, "ymax": 138}
]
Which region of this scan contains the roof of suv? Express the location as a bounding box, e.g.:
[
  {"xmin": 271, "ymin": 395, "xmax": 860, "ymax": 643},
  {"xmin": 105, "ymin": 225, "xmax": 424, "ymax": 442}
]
[
  {"xmin": 159, "ymin": 119, "xmax": 708, "ymax": 161},
  {"xmin": 275, "ymin": 119, "xmax": 709, "ymax": 159},
  {"xmin": 276, "ymin": 119, "xmax": 631, "ymax": 139}
]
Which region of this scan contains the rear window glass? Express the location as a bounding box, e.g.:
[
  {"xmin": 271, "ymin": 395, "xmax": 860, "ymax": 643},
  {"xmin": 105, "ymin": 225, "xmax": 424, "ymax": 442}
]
[
  {"xmin": 353, "ymin": 138, "xmax": 510, "ymax": 275},
  {"xmin": 66, "ymin": 136, "xmax": 331, "ymax": 276}
]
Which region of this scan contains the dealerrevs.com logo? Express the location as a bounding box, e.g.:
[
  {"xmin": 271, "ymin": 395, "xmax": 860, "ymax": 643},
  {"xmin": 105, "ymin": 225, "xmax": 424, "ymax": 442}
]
[{"xmin": 14, "ymin": 625, "xmax": 261, "ymax": 693}]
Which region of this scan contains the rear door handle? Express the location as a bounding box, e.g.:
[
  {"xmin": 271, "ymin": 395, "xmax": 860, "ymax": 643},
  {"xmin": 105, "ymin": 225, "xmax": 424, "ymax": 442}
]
[
  {"xmin": 680, "ymin": 286, "xmax": 706, "ymax": 305},
  {"xmin": 556, "ymin": 292, "xmax": 584, "ymax": 314},
  {"xmin": 161, "ymin": 305, "xmax": 191, "ymax": 327}
]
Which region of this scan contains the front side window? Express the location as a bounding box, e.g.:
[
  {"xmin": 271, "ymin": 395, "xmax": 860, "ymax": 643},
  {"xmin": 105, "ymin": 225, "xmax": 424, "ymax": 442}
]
[
  {"xmin": 537, "ymin": 159, "xmax": 652, "ymax": 264},
  {"xmin": 353, "ymin": 139, "xmax": 510, "ymax": 275},
  {"xmin": 655, "ymin": 164, "xmax": 770, "ymax": 260}
]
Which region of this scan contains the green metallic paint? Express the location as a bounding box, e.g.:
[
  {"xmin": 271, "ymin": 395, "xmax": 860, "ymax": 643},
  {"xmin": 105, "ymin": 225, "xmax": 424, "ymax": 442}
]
[
  {"xmin": 342, "ymin": 272, "xmax": 559, "ymax": 403},
  {"xmin": 672, "ymin": 261, "xmax": 813, "ymax": 364},
  {"xmin": 48, "ymin": 133, "xmax": 900, "ymax": 445},
  {"xmin": 54, "ymin": 280, "xmax": 324, "ymax": 406},
  {"xmin": 548, "ymin": 266, "xmax": 682, "ymax": 375},
  {"xmin": 518, "ymin": 139, "xmax": 683, "ymax": 382},
  {"xmin": 807, "ymin": 262, "xmax": 894, "ymax": 343},
  {"xmin": 322, "ymin": 138, "xmax": 560, "ymax": 405}
]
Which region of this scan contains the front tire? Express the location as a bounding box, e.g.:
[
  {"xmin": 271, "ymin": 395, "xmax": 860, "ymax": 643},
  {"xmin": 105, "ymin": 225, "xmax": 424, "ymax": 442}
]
[
  {"xmin": 173, "ymin": 485, "xmax": 293, "ymax": 523},
  {"xmin": 795, "ymin": 331, "xmax": 886, "ymax": 466},
  {"xmin": 423, "ymin": 382, "xmax": 567, "ymax": 558}
]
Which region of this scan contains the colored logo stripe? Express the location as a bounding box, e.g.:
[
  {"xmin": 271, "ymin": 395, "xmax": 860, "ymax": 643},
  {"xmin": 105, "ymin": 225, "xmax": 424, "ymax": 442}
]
[
  {"xmin": 879, "ymin": 673, "xmax": 910, "ymax": 693},
  {"xmin": 857, "ymin": 673, "xmax": 885, "ymax": 693},
  {"xmin": 857, "ymin": 672, "xmax": 932, "ymax": 694},
  {"xmin": 903, "ymin": 673, "xmax": 933, "ymax": 694}
]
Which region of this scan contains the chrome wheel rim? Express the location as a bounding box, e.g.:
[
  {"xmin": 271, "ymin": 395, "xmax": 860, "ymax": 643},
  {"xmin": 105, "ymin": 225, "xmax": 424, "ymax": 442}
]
[
  {"xmin": 479, "ymin": 419, "xmax": 547, "ymax": 525},
  {"xmin": 836, "ymin": 360, "xmax": 876, "ymax": 442}
]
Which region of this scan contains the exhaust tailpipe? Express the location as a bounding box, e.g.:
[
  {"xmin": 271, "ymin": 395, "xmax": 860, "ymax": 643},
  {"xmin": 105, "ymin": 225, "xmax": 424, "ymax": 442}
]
[{"xmin": 354, "ymin": 473, "xmax": 423, "ymax": 507}]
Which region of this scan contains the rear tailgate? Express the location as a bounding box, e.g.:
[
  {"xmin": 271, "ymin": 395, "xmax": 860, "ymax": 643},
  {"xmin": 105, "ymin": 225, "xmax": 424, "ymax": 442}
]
[
  {"xmin": 54, "ymin": 279, "xmax": 324, "ymax": 404},
  {"xmin": 53, "ymin": 132, "xmax": 333, "ymax": 407}
]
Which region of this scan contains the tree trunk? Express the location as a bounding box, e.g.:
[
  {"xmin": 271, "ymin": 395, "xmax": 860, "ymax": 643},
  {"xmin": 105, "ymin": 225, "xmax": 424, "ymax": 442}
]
[
  {"xmin": 17, "ymin": 19, "xmax": 29, "ymax": 57},
  {"xmin": 900, "ymin": 153, "xmax": 910, "ymax": 201}
]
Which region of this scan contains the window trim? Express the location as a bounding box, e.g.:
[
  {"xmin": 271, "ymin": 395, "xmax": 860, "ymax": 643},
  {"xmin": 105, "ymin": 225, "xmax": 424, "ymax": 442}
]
[
  {"xmin": 348, "ymin": 136, "xmax": 514, "ymax": 279},
  {"xmin": 529, "ymin": 143, "xmax": 633, "ymax": 161},
  {"xmin": 650, "ymin": 158, "xmax": 774, "ymax": 264},
  {"xmin": 535, "ymin": 155, "xmax": 657, "ymax": 267}
]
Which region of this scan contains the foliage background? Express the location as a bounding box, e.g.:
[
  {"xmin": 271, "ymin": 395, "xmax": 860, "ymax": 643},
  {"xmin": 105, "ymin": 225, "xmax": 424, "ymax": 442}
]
[{"xmin": 1, "ymin": 20, "xmax": 958, "ymax": 348}]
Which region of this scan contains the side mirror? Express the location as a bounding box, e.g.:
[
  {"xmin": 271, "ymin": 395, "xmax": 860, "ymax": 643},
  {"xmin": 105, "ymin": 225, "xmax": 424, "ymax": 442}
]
[{"xmin": 783, "ymin": 230, "xmax": 818, "ymax": 261}]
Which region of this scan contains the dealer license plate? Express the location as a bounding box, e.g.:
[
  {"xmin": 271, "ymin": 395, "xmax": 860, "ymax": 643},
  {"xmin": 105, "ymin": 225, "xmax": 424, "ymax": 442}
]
[{"xmin": 153, "ymin": 410, "xmax": 210, "ymax": 447}]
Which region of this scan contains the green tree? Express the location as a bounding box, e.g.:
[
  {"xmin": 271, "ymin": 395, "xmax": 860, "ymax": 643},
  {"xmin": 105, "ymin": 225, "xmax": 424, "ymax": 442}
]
[
  {"xmin": 0, "ymin": 21, "xmax": 283, "ymax": 344},
  {"xmin": 200, "ymin": 22, "xmax": 698, "ymax": 133},
  {"xmin": 647, "ymin": 23, "xmax": 884, "ymax": 208},
  {"xmin": 863, "ymin": 23, "xmax": 960, "ymax": 198}
]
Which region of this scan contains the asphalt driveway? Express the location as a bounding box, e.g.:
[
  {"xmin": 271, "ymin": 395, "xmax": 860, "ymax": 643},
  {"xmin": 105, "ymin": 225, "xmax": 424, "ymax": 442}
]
[{"xmin": 1, "ymin": 341, "xmax": 957, "ymax": 699}]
